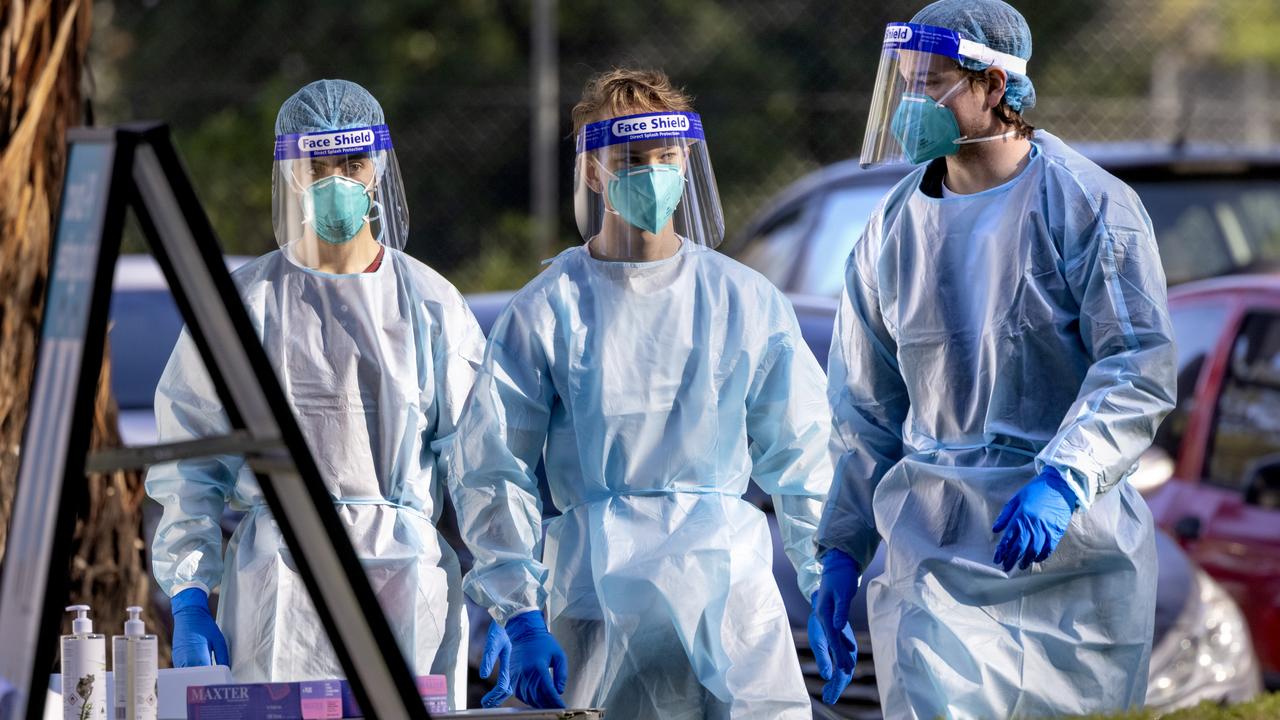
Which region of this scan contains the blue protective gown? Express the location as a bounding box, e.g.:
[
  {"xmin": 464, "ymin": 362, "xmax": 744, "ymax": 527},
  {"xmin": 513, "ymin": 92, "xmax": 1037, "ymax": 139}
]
[
  {"xmin": 146, "ymin": 249, "xmax": 485, "ymax": 706},
  {"xmin": 817, "ymin": 131, "xmax": 1177, "ymax": 719},
  {"xmin": 451, "ymin": 242, "xmax": 831, "ymax": 719}
]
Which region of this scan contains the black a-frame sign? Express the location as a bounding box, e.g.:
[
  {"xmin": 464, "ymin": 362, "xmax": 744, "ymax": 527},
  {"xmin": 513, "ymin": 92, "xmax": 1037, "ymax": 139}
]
[{"xmin": 0, "ymin": 124, "xmax": 429, "ymax": 720}]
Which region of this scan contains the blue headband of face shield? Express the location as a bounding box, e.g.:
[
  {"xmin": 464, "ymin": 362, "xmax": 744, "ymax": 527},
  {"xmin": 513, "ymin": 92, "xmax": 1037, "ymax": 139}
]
[{"xmin": 883, "ymin": 22, "xmax": 1028, "ymax": 86}]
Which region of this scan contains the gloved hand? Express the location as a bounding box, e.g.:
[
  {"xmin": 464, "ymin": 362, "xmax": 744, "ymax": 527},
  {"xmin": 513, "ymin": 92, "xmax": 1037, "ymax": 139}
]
[
  {"xmin": 992, "ymin": 466, "xmax": 1079, "ymax": 572},
  {"xmin": 170, "ymin": 588, "xmax": 230, "ymax": 667},
  {"xmin": 814, "ymin": 549, "xmax": 861, "ymax": 704},
  {"xmin": 809, "ymin": 591, "xmax": 857, "ymax": 705},
  {"xmin": 479, "ymin": 620, "xmax": 513, "ymax": 708},
  {"xmin": 505, "ymin": 610, "xmax": 568, "ymax": 709}
]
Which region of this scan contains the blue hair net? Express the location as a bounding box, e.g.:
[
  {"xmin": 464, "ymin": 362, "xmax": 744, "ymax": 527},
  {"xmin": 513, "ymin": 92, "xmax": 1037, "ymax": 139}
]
[
  {"xmin": 910, "ymin": 0, "xmax": 1036, "ymax": 112},
  {"xmin": 275, "ymin": 79, "xmax": 385, "ymax": 136}
]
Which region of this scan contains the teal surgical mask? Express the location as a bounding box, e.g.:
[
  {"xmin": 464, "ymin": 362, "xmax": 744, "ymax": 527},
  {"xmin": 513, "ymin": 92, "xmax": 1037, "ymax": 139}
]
[
  {"xmin": 602, "ymin": 162, "xmax": 685, "ymax": 235},
  {"xmin": 306, "ymin": 175, "xmax": 372, "ymax": 244},
  {"xmin": 890, "ymin": 81, "xmax": 1019, "ymax": 165},
  {"xmin": 890, "ymin": 83, "xmax": 965, "ymax": 165}
]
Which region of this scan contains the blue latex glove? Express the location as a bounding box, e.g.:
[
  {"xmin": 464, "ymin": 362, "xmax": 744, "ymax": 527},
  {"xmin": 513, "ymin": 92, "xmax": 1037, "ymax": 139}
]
[
  {"xmin": 505, "ymin": 610, "xmax": 568, "ymax": 709},
  {"xmin": 993, "ymin": 466, "xmax": 1079, "ymax": 572},
  {"xmin": 814, "ymin": 549, "xmax": 860, "ymax": 704},
  {"xmin": 809, "ymin": 591, "xmax": 856, "ymax": 706},
  {"xmin": 480, "ymin": 620, "xmax": 513, "ymax": 708},
  {"xmin": 170, "ymin": 588, "xmax": 230, "ymax": 667}
]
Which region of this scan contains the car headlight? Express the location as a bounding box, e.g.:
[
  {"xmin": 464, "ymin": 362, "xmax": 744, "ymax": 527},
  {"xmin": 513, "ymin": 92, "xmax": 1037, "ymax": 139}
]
[
  {"xmin": 1146, "ymin": 568, "xmax": 1263, "ymax": 711},
  {"xmin": 1129, "ymin": 447, "xmax": 1175, "ymax": 494}
]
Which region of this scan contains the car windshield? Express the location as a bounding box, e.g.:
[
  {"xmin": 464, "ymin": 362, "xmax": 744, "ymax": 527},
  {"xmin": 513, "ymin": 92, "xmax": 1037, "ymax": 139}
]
[
  {"xmin": 737, "ymin": 177, "xmax": 1280, "ymax": 296},
  {"xmin": 108, "ymin": 289, "xmax": 185, "ymax": 409},
  {"xmin": 795, "ymin": 188, "xmax": 886, "ymax": 297},
  {"xmin": 737, "ymin": 186, "xmax": 888, "ymax": 298},
  {"xmin": 1130, "ymin": 180, "xmax": 1280, "ymax": 285}
]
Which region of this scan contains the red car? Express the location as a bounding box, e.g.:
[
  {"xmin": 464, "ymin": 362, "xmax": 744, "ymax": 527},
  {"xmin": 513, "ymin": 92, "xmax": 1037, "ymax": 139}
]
[{"xmin": 1144, "ymin": 273, "xmax": 1280, "ymax": 687}]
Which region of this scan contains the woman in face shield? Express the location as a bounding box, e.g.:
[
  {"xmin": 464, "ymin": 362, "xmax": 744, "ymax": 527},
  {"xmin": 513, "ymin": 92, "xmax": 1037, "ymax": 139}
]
[
  {"xmin": 449, "ymin": 68, "xmax": 843, "ymax": 718},
  {"xmin": 144, "ymin": 79, "xmax": 486, "ymax": 708}
]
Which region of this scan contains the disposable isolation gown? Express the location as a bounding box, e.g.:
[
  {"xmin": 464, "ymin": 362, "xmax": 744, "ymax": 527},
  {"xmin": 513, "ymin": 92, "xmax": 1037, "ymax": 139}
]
[
  {"xmin": 452, "ymin": 242, "xmax": 831, "ymax": 719},
  {"xmin": 146, "ymin": 249, "xmax": 485, "ymax": 708},
  {"xmin": 817, "ymin": 131, "xmax": 1177, "ymax": 719}
]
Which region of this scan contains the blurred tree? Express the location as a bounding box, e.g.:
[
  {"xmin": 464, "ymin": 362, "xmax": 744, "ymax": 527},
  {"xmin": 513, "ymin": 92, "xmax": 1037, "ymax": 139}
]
[
  {"xmin": 1151, "ymin": 0, "xmax": 1280, "ymax": 67},
  {"xmin": 558, "ymin": 0, "xmax": 1107, "ymax": 245},
  {"xmin": 91, "ymin": 0, "xmax": 1147, "ymax": 296},
  {"xmin": 1, "ymin": 0, "xmax": 156, "ymax": 656},
  {"xmin": 95, "ymin": 0, "xmax": 539, "ymax": 276}
]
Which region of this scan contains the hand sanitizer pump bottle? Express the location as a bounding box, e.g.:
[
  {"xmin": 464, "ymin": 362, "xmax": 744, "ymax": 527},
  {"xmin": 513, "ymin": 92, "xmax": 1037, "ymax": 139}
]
[
  {"xmin": 113, "ymin": 606, "xmax": 158, "ymax": 720},
  {"xmin": 61, "ymin": 605, "xmax": 107, "ymax": 720}
]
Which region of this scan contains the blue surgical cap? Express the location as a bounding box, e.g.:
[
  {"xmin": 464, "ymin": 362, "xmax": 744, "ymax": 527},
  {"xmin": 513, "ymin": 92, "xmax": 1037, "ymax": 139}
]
[
  {"xmin": 910, "ymin": 0, "xmax": 1036, "ymax": 112},
  {"xmin": 274, "ymin": 79, "xmax": 385, "ymax": 136}
]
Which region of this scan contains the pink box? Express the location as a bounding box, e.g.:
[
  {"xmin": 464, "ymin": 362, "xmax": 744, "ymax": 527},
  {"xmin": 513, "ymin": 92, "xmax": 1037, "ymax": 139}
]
[
  {"xmin": 299, "ymin": 681, "xmax": 342, "ymax": 719},
  {"xmin": 339, "ymin": 675, "xmax": 447, "ymax": 717}
]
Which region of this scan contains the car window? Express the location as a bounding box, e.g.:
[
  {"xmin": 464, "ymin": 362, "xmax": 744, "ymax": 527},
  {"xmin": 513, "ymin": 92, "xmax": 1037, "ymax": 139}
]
[
  {"xmin": 735, "ymin": 207, "xmax": 809, "ymax": 289},
  {"xmin": 108, "ymin": 289, "xmax": 186, "ymax": 409},
  {"xmin": 1206, "ymin": 312, "xmax": 1280, "ymax": 492},
  {"xmin": 1131, "ymin": 181, "xmax": 1280, "ymax": 285},
  {"xmin": 794, "ymin": 186, "xmax": 888, "ymax": 298},
  {"xmin": 1153, "ymin": 302, "xmax": 1232, "ymax": 458}
]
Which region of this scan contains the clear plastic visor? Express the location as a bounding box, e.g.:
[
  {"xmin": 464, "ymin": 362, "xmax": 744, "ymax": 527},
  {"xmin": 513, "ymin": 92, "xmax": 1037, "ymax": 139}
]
[
  {"xmin": 859, "ymin": 22, "xmax": 1028, "ymax": 168},
  {"xmin": 271, "ymin": 125, "xmax": 409, "ymax": 265},
  {"xmin": 573, "ymin": 111, "xmax": 724, "ymax": 260},
  {"xmin": 859, "ymin": 45, "xmax": 973, "ymax": 168}
]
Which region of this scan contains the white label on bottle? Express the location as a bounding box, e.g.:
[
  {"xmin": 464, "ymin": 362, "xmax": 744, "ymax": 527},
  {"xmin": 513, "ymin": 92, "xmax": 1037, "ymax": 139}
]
[
  {"xmin": 62, "ymin": 636, "xmax": 107, "ymax": 720},
  {"xmin": 113, "ymin": 637, "xmax": 158, "ymax": 720}
]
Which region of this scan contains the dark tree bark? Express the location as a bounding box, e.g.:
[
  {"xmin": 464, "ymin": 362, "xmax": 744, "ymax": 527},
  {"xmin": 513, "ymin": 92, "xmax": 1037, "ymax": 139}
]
[{"xmin": 1, "ymin": 0, "xmax": 159, "ymax": 652}]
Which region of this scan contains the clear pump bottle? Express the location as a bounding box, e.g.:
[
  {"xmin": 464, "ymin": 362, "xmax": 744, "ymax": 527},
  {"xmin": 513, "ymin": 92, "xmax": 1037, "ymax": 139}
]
[
  {"xmin": 112, "ymin": 606, "xmax": 158, "ymax": 720},
  {"xmin": 61, "ymin": 605, "xmax": 107, "ymax": 720}
]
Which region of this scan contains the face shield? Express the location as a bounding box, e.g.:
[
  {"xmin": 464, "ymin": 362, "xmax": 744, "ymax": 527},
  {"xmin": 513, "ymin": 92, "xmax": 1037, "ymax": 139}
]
[
  {"xmin": 272, "ymin": 124, "xmax": 409, "ymax": 263},
  {"xmin": 573, "ymin": 111, "xmax": 724, "ymax": 257},
  {"xmin": 859, "ymin": 22, "xmax": 1029, "ymax": 168}
]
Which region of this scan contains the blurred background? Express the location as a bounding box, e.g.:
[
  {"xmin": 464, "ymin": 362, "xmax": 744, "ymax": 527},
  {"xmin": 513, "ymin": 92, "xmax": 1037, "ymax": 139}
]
[
  {"xmin": 90, "ymin": 0, "xmax": 1280, "ymax": 291},
  {"xmin": 3, "ymin": 1, "xmax": 1280, "ymax": 717}
]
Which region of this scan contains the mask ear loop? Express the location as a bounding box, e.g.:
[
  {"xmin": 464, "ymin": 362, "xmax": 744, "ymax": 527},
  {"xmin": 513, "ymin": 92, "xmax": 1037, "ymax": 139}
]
[
  {"xmin": 954, "ymin": 130, "xmax": 1018, "ymax": 146},
  {"xmin": 591, "ymin": 155, "xmax": 622, "ymax": 218},
  {"xmin": 297, "ymin": 172, "xmax": 318, "ymax": 232},
  {"xmin": 363, "ymin": 198, "xmax": 386, "ymax": 246},
  {"xmin": 360, "ymin": 151, "xmax": 388, "ymax": 245},
  {"xmin": 934, "ymin": 78, "xmax": 1020, "ymax": 146},
  {"xmin": 932, "ymin": 79, "xmax": 969, "ymax": 108},
  {"xmin": 285, "ymin": 161, "xmax": 317, "ymax": 238},
  {"xmin": 282, "ymin": 163, "xmax": 316, "ymax": 264}
]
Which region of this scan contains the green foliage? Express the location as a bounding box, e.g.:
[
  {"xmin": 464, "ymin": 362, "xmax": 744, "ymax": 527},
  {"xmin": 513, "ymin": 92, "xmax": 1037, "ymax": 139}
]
[
  {"xmin": 178, "ymin": 104, "xmax": 279, "ymax": 256},
  {"xmin": 1061, "ymin": 693, "xmax": 1280, "ymax": 720},
  {"xmin": 93, "ymin": 0, "xmax": 1273, "ymax": 291},
  {"xmin": 97, "ymin": 0, "xmax": 534, "ymax": 272},
  {"xmin": 1219, "ymin": 0, "xmax": 1280, "ymax": 66},
  {"xmin": 1150, "ymin": 0, "xmax": 1280, "ymax": 68},
  {"xmin": 446, "ymin": 211, "xmax": 576, "ymax": 293}
]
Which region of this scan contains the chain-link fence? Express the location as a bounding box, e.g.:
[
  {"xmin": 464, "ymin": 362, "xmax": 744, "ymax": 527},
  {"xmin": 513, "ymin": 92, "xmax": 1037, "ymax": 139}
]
[{"xmin": 90, "ymin": 0, "xmax": 1280, "ymax": 291}]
